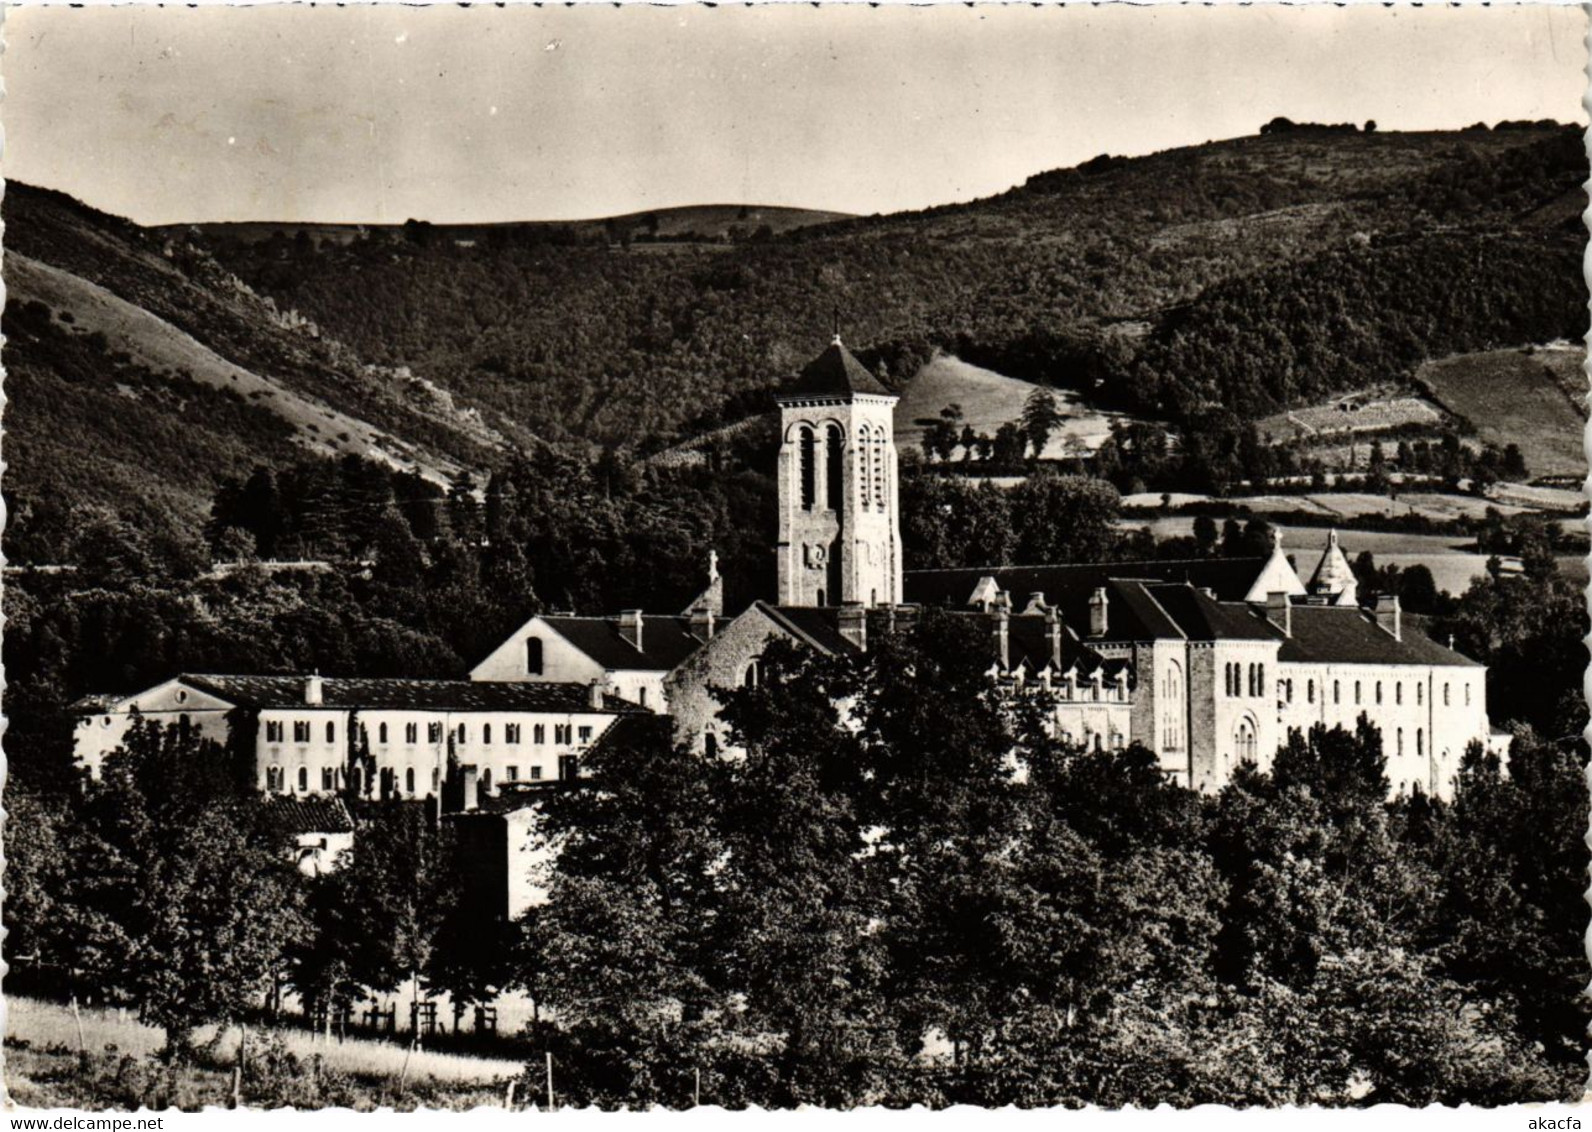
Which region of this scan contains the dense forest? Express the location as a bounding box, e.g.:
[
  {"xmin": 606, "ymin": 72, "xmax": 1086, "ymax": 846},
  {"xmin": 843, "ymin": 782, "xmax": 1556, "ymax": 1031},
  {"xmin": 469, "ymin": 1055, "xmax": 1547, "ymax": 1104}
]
[{"xmin": 203, "ymin": 124, "xmax": 1583, "ymax": 448}]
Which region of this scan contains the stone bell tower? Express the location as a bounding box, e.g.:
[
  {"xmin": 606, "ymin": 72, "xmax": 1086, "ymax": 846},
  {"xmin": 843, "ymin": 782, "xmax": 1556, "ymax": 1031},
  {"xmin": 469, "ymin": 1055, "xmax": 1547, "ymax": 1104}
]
[{"xmin": 774, "ymin": 335, "xmax": 903, "ymax": 608}]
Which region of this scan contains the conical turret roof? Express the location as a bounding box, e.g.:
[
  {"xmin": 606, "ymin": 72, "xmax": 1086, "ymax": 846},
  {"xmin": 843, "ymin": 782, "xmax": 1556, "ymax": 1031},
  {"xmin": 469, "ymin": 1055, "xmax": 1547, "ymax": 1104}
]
[{"xmin": 1308, "ymin": 529, "xmax": 1357, "ymax": 597}]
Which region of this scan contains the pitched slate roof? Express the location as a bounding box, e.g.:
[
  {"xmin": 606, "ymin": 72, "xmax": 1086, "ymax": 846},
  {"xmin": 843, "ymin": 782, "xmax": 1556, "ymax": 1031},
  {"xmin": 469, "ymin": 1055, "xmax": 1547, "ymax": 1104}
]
[
  {"xmin": 1278, "ymin": 606, "xmax": 1482, "ymax": 668},
  {"xmin": 1141, "ymin": 584, "xmax": 1283, "ymax": 642},
  {"xmin": 179, "ymin": 675, "xmax": 645, "ymax": 713},
  {"xmin": 1002, "ymin": 615, "xmax": 1123, "ymax": 679},
  {"xmin": 778, "ymin": 338, "xmax": 894, "ymax": 399},
  {"xmin": 540, "ymin": 615, "xmax": 707, "ymax": 672},
  {"xmin": 904, "ymin": 556, "xmax": 1273, "ymax": 613},
  {"xmin": 260, "ymin": 796, "xmax": 355, "ymax": 836},
  {"xmin": 761, "ymin": 604, "xmax": 863, "ymax": 655}
]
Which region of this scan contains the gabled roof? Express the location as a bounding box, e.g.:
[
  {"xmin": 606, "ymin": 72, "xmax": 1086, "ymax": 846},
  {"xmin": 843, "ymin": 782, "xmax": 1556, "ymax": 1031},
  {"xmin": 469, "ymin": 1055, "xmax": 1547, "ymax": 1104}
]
[
  {"xmin": 761, "ymin": 604, "xmax": 863, "ymax": 655},
  {"xmin": 179, "ymin": 674, "xmax": 645, "ymax": 713},
  {"xmin": 1278, "ymin": 606, "xmax": 1482, "ymax": 668},
  {"xmin": 260, "ymin": 796, "xmax": 355, "ymax": 836},
  {"xmin": 1141, "ymin": 584, "xmax": 1283, "ymax": 642},
  {"xmin": 1002, "ymin": 615, "xmax": 1120, "ymax": 677},
  {"xmin": 777, "ymin": 338, "xmax": 894, "ymax": 400},
  {"xmin": 904, "ymin": 556, "xmax": 1273, "ymax": 614},
  {"xmin": 540, "ymin": 615, "xmax": 707, "ymax": 672}
]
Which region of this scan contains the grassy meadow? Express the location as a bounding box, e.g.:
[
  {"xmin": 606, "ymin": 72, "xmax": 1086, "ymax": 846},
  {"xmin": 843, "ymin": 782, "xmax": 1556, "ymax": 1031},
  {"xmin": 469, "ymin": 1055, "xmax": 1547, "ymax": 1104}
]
[
  {"xmin": 1416, "ymin": 344, "xmax": 1587, "ymax": 480},
  {"xmin": 4, "ymin": 996, "xmax": 524, "ymax": 1111}
]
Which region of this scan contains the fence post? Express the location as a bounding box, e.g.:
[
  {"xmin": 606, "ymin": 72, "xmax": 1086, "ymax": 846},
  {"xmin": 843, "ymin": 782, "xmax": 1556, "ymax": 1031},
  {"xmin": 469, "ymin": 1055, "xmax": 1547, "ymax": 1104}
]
[
  {"xmin": 546, "ymin": 1051, "xmax": 556, "ymax": 1111},
  {"xmin": 70, "ymin": 995, "xmax": 87, "ymax": 1071},
  {"xmin": 232, "ymin": 1024, "xmax": 248, "ymax": 1109},
  {"xmin": 505, "ymin": 1080, "xmax": 516, "ymax": 1111}
]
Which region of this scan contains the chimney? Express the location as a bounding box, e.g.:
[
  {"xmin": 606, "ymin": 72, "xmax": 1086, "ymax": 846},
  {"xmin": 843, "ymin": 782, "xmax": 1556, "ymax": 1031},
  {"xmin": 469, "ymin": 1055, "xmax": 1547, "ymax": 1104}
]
[
  {"xmin": 1045, "ymin": 603, "xmax": 1064, "ymax": 670},
  {"xmin": 1266, "ymin": 591, "xmax": 1292, "ymax": 637},
  {"xmin": 1089, "ymin": 587, "xmax": 1109, "ymax": 637},
  {"xmin": 305, "ymin": 672, "xmax": 324, "ymax": 705},
  {"xmin": 589, "ymin": 678, "xmax": 606, "ymax": 709},
  {"xmin": 838, "ymin": 601, "xmax": 868, "ymax": 651},
  {"xmin": 689, "ymin": 601, "xmax": 716, "ymax": 641},
  {"xmin": 991, "ymin": 592, "xmax": 1011, "ymax": 670},
  {"xmin": 1021, "ymin": 592, "xmax": 1048, "ymax": 616},
  {"xmin": 1375, "ymin": 593, "xmax": 1401, "ymax": 641},
  {"xmin": 619, "ymin": 610, "xmax": 644, "ymax": 652}
]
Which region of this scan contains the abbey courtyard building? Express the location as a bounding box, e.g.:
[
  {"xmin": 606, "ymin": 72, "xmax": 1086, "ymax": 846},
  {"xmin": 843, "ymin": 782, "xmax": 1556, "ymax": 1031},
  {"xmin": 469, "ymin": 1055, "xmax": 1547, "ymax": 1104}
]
[{"xmin": 76, "ymin": 336, "xmax": 1506, "ymax": 824}]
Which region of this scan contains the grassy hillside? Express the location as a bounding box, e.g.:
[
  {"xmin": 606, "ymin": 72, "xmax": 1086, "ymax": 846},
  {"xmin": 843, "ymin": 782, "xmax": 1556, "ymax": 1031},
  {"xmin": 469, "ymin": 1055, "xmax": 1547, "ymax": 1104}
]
[
  {"xmin": 894, "ymin": 354, "xmax": 1143, "ymax": 459},
  {"xmin": 1, "ymin": 184, "xmax": 515, "ymax": 559},
  {"xmin": 201, "ymin": 123, "xmax": 1584, "ymax": 452},
  {"xmin": 1416, "ymin": 344, "xmax": 1587, "ymax": 480}
]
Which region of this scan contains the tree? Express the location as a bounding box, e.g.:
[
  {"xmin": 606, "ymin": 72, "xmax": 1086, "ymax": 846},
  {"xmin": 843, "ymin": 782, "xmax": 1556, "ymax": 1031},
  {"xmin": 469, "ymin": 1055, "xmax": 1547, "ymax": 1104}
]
[
  {"xmin": 1020, "ymin": 387, "xmax": 1064, "ymax": 460},
  {"xmin": 1009, "ymin": 473, "xmax": 1122, "ymax": 565},
  {"xmin": 79, "ymin": 718, "xmax": 304, "ymax": 1052}
]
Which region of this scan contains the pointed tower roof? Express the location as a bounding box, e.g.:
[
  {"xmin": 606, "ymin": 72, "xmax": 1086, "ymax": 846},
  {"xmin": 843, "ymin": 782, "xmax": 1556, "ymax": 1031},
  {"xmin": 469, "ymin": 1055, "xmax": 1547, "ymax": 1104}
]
[
  {"xmin": 1308, "ymin": 529, "xmax": 1358, "ymax": 602},
  {"xmin": 1241, "ymin": 527, "xmax": 1307, "ymax": 602},
  {"xmin": 778, "ymin": 335, "xmax": 894, "ymax": 399}
]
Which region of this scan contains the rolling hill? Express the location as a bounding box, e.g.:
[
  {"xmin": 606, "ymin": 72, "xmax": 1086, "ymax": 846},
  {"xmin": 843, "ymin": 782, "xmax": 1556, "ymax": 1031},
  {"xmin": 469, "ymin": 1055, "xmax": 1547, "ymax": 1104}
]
[
  {"xmin": 156, "ymin": 203, "xmax": 854, "ymax": 250},
  {"xmin": 1416, "ymin": 344, "xmax": 1588, "ymax": 480},
  {"xmin": 2, "ymin": 183, "xmax": 513, "ymax": 561},
  {"xmin": 3, "ymin": 121, "xmax": 1584, "ymax": 561},
  {"xmin": 198, "ymin": 122, "xmax": 1584, "ymax": 448},
  {"xmin": 894, "ymin": 354, "xmax": 1143, "ymax": 460}
]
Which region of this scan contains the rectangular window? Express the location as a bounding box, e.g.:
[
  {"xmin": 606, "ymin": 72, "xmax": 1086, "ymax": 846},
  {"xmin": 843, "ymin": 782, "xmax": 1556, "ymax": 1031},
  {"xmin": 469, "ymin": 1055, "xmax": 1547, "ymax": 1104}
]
[
  {"xmin": 531, "ymin": 765, "xmax": 543, "ymax": 780},
  {"xmin": 405, "ymin": 722, "xmax": 419, "ymax": 744},
  {"xmin": 293, "ymin": 720, "xmax": 311, "ymax": 743},
  {"xmin": 266, "ymin": 720, "xmax": 284, "ymax": 743},
  {"xmin": 578, "ymin": 726, "xmax": 593, "ymax": 744},
  {"xmin": 534, "ymin": 724, "xmax": 546, "ymax": 744},
  {"xmin": 506, "ymin": 765, "xmax": 518, "ymax": 782},
  {"xmin": 428, "ymin": 721, "xmax": 443, "ymax": 743},
  {"xmin": 321, "ymin": 766, "xmax": 335, "ymax": 791},
  {"xmin": 506, "ymin": 723, "xmax": 522, "ymax": 744},
  {"xmin": 555, "ymin": 724, "xmax": 572, "ymax": 744}
]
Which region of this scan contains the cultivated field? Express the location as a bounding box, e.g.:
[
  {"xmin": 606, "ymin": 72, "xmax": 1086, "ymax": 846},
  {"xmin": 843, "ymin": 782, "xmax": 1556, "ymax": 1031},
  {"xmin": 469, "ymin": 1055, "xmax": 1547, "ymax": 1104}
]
[
  {"xmin": 1416, "ymin": 344, "xmax": 1587, "ymax": 480},
  {"xmin": 894, "ymin": 354, "xmax": 1143, "ymax": 460},
  {"xmin": 1256, "ymin": 389, "xmax": 1444, "ymax": 442}
]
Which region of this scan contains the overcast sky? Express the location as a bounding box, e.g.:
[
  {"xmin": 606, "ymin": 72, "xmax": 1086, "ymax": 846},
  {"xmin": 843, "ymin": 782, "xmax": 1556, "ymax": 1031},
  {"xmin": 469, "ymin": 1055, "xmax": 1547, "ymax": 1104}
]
[{"xmin": 5, "ymin": 4, "xmax": 1586, "ymax": 225}]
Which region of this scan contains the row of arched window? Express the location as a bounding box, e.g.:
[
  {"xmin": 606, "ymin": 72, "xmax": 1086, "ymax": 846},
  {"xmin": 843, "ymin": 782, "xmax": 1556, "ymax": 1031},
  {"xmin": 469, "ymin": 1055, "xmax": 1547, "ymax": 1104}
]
[
  {"xmin": 1393, "ymin": 728, "xmax": 1427, "ymax": 759},
  {"xmin": 1223, "ymin": 661, "xmax": 1265, "ymax": 698},
  {"xmin": 1295, "ymin": 677, "xmax": 1466, "ymax": 710},
  {"xmin": 794, "ymin": 424, "xmax": 888, "ymax": 513}
]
